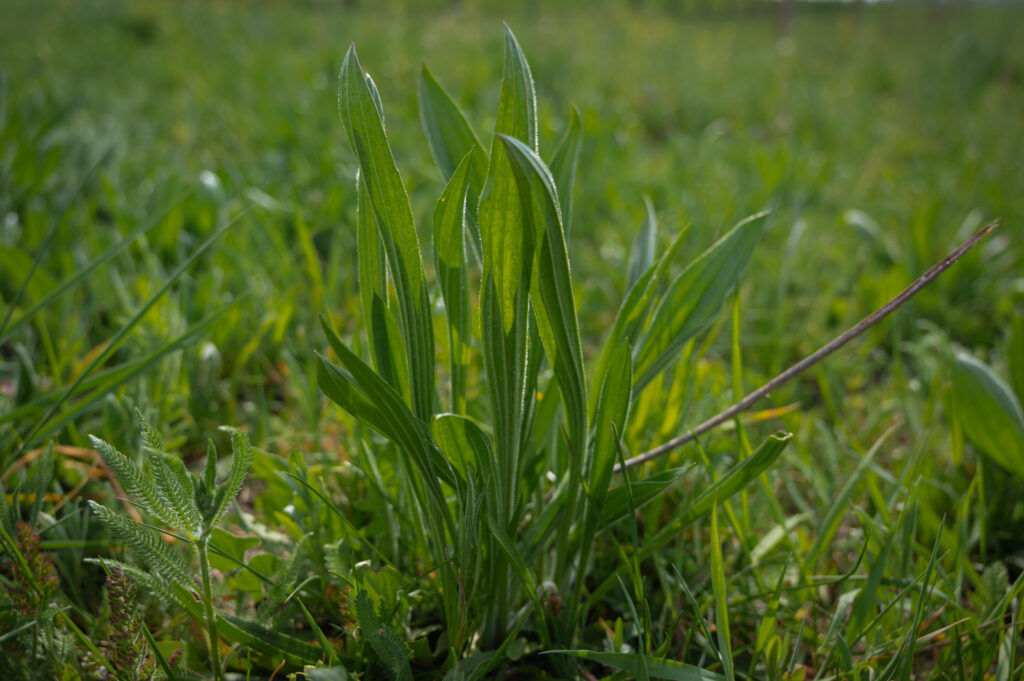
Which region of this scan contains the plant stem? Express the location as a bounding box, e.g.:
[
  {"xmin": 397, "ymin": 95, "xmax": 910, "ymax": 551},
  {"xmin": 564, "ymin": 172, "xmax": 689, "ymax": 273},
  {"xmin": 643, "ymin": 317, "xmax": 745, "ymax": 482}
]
[
  {"xmin": 617, "ymin": 220, "xmax": 999, "ymax": 470},
  {"xmin": 197, "ymin": 533, "xmax": 222, "ymax": 681}
]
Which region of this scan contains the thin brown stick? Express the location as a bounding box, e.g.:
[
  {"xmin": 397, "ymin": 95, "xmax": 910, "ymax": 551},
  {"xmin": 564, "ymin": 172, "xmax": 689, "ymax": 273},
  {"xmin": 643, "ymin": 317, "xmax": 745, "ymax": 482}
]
[{"xmin": 617, "ymin": 221, "xmax": 999, "ymax": 471}]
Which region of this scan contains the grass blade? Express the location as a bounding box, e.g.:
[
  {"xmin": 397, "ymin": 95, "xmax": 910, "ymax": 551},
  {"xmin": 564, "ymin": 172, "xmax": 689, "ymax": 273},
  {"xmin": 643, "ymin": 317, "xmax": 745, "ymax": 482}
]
[{"xmin": 633, "ymin": 211, "xmax": 767, "ymax": 392}]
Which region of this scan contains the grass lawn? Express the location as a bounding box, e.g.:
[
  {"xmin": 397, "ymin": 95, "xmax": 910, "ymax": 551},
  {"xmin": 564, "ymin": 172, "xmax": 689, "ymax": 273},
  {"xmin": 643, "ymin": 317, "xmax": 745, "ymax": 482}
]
[{"xmin": 1, "ymin": 1, "xmax": 1022, "ymax": 679}]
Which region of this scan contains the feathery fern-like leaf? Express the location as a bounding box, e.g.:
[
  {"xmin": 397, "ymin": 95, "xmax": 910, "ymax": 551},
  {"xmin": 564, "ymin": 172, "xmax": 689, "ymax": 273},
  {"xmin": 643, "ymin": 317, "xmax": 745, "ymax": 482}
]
[
  {"xmin": 207, "ymin": 427, "xmax": 252, "ymax": 526},
  {"xmin": 355, "ymin": 590, "xmax": 411, "ymax": 681},
  {"xmin": 90, "ymin": 435, "xmax": 179, "ymax": 529},
  {"xmin": 88, "ymin": 501, "xmax": 196, "ymax": 595},
  {"xmin": 134, "ymin": 408, "xmax": 163, "ymax": 453}
]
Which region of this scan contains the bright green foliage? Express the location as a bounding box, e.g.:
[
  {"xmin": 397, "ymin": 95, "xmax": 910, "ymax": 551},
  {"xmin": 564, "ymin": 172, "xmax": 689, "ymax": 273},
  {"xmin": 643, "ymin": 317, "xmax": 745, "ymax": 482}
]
[{"xmin": 320, "ymin": 25, "xmax": 793, "ymax": 673}]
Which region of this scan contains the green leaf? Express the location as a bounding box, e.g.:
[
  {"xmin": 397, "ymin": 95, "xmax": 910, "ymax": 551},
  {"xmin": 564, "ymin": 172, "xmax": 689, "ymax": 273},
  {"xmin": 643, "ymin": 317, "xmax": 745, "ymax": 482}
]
[
  {"xmin": 498, "ymin": 134, "xmax": 587, "ymax": 449},
  {"xmin": 643, "ymin": 432, "xmax": 792, "ymax": 554},
  {"xmin": 633, "ymin": 211, "xmax": 767, "ymax": 392},
  {"xmin": 430, "ymin": 413, "xmax": 493, "ymax": 485},
  {"xmin": 476, "ymin": 24, "xmax": 538, "ymax": 524},
  {"xmin": 588, "ymin": 224, "xmax": 689, "ymax": 418},
  {"xmin": 627, "ymin": 195, "xmax": 658, "ymax": 291},
  {"xmin": 601, "ymin": 466, "xmax": 690, "ymax": 525},
  {"xmin": 952, "ymin": 352, "xmax": 1024, "ymax": 477},
  {"xmin": 87, "ymin": 502, "xmax": 196, "ymax": 594},
  {"xmin": 547, "ymin": 107, "xmax": 582, "ymax": 235},
  {"xmin": 208, "ymin": 427, "xmax": 253, "ymax": 527},
  {"xmin": 355, "ymin": 590, "xmax": 412, "ymax": 681},
  {"xmin": 319, "ymin": 317, "xmax": 455, "ymax": 491},
  {"xmin": 217, "ymin": 611, "xmax": 322, "ymax": 665},
  {"xmin": 1006, "ymin": 316, "xmax": 1024, "ymax": 408},
  {"xmin": 339, "ymin": 45, "xmax": 434, "ymax": 420},
  {"xmin": 433, "ymin": 151, "xmax": 475, "ymax": 414},
  {"xmin": 419, "ymin": 64, "xmax": 488, "ymax": 198},
  {"xmin": 89, "ymin": 436, "xmax": 179, "ymax": 530},
  {"xmin": 548, "ymin": 650, "xmax": 724, "ymax": 681},
  {"xmin": 589, "ymin": 341, "xmax": 633, "ymax": 507},
  {"xmin": 709, "ymin": 496, "xmax": 734, "ymax": 681}
]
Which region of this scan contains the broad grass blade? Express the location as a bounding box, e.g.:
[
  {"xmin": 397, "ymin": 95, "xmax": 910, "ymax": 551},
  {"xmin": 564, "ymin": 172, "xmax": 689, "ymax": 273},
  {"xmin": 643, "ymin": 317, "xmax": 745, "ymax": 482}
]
[
  {"xmin": 642, "ymin": 432, "xmax": 791, "ymax": 556},
  {"xmin": 548, "ymin": 650, "xmax": 724, "ymax": 681},
  {"xmin": 547, "ymin": 107, "xmax": 582, "ymax": 236},
  {"xmin": 476, "ymin": 24, "xmax": 538, "ymax": 526},
  {"xmin": 498, "ymin": 134, "xmax": 587, "ymax": 448},
  {"xmin": 339, "ymin": 45, "xmax": 434, "ymax": 420},
  {"xmin": 589, "ymin": 341, "xmax": 633, "ymax": 507},
  {"xmin": 627, "ymin": 195, "xmax": 658, "ymax": 291},
  {"xmin": 633, "ymin": 211, "xmax": 767, "ymax": 392},
  {"xmin": 433, "ymin": 152, "xmax": 475, "ymax": 414},
  {"xmin": 419, "ymin": 65, "xmax": 488, "ymax": 189},
  {"xmin": 952, "ymin": 352, "xmax": 1024, "ymax": 477}
]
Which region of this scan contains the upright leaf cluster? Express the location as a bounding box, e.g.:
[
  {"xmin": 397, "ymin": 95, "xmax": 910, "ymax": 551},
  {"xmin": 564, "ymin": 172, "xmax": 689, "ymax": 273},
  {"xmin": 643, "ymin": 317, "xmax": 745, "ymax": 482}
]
[{"xmin": 321, "ymin": 24, "xmax": 788, "ymax": 672}]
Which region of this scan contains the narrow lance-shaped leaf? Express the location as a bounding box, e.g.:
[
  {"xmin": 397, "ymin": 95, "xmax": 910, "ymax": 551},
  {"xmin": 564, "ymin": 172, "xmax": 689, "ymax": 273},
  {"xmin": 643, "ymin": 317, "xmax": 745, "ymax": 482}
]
[
  {"xmin": 633, "ymin": 211, "xmax": 768, "ymax": 392},
  {"xmin": 547, "ymin": 107, "xmax": 582, "ymax": 236},
  {"xmin": 588, "ymin": 341, "xmax": 633, "ymax": 507},
  {"xmin": 549, "ymin": 650, "xmax": 724, "ymax": 681},
  {"xmin": 587, "ymin": 224, "xmax": 689, "ymax": 418},
  {"xmin": 357, "ymin": 171, "xmax": 405, "ymax": 396},
  {"xmin": 641, "ymin": 432, "xmax": 792, "ymax": 560},
  {"xmin": 419, "ymin": 64, "xmax": 488, "ymax": 257},
  {"xmin": 627, "ymin": 195, "xmax": 658, "ymax": 290},
  {"xmin": 339, "ymin": 45, "xmax": 434, "ymax": 421},
  {"xmin": 433, "ymin": 151, "xmax": 475, "ymax": 414},
  {"xmin": 476, "ymin": 24, "xmax": 538, "ymax": 525},
  {"xmin": 320, "ymin": 317, "xmax": 457, "ymax": 515},
  {"xmin": 499, "ymin": 134, "xmax": 587, "ymax": 449}
]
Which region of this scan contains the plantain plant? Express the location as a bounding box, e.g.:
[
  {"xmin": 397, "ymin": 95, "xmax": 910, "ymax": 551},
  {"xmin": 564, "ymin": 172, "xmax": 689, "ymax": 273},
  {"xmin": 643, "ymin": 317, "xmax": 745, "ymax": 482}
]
[
  {"xmin": 86, "ymin": 411, "xmax": 253, "ymax": 681},
  {"xmin": 319, "ymin": 26, "xmax": 793, "ymax": 677}
]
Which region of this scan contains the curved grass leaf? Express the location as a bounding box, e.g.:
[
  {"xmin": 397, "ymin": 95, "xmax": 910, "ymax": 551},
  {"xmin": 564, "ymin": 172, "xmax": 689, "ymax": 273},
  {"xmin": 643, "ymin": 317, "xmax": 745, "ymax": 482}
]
[
  {"xmin": 548, "ymin": 650, "xmax": 724, "ymax": 681},
  {"xmin": 601, "ymin": 466, "xmax": 691, "ymax": 525},
  {"xmin": 339, "ymin": 45, "xmax": 434, "ymax": 420},
  {"xmin": 952, "ymin": 352, "xmax": 1024, "ymax": 477},
  {"xmin": 641, "ymin": 432, "xmax": 792, "ymax": 559},
  {"xmin": 218, "ymin": 611, "xmax": 322, "ymax": 665},
  {"xmin": 633, "ymin": 211, "xmax": 768, "ymax": 392},
  {"xmin": 319, "ymin": 317, "xmax": 455, "ymax": 491}
]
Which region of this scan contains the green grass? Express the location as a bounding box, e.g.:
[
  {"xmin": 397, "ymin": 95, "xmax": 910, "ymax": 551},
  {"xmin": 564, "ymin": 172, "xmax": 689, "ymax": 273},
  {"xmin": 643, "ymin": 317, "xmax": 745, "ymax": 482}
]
[{"xmin": 1, "ymin": 1, "xmax": 1022, "ymax": 679}]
